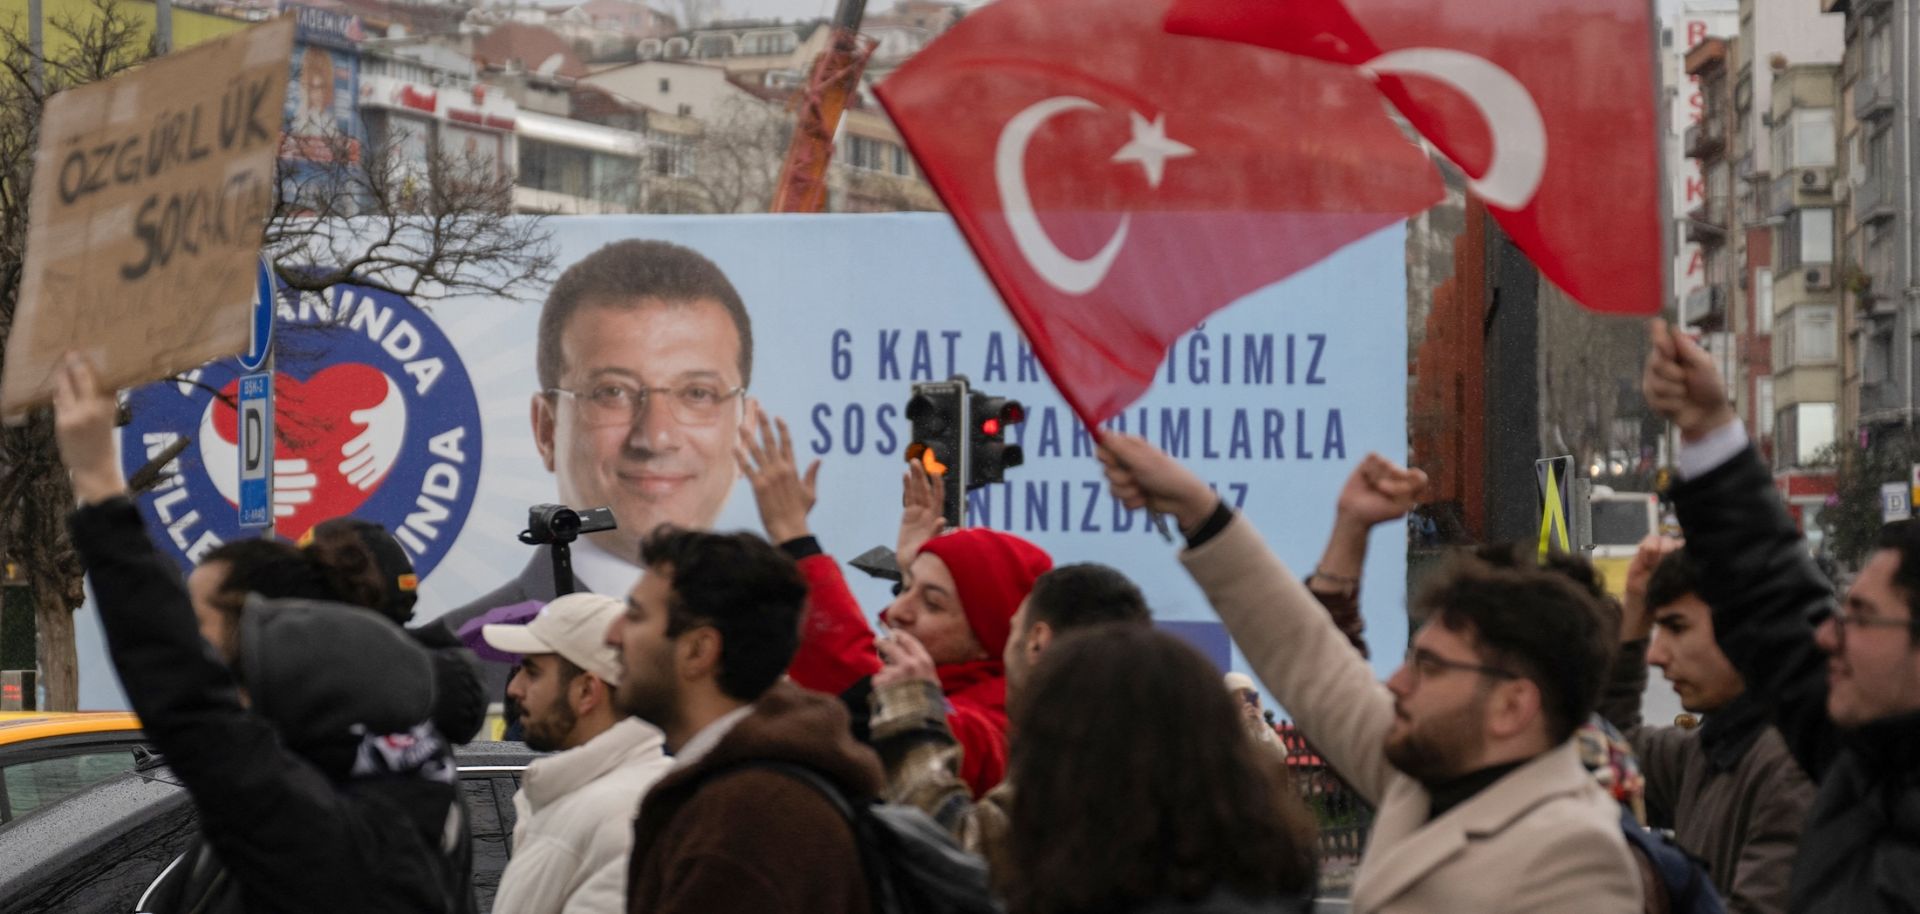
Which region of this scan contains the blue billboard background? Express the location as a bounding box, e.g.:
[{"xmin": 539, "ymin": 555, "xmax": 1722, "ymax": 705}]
[{"xmin": 75, "ymin": 214, "xmax": 1408, "ymax": 710}]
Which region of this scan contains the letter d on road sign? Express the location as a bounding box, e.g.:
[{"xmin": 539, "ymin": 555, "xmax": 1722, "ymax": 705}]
[{"xmin": 238, "ymin": 372, "xmax": 273, "ymax": 528}]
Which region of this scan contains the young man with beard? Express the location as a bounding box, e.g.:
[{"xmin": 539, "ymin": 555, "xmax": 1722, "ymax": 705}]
[
  {"xmin": 1595, "ymin": 538, "xmax": 1815, "ymax": 914},
  {"xmin": 1644, "ymin": 319, "xmax": 1920, "ymax": 912},
  {"xmin": 1098, "ymin": 432, "xmax": 1640, "ymax": 914},
  {"xmin": 481, "ymin": 593, "xmax": 672, "ymax": 914},
  {"xmin": 603, "ymin": 527, "xmax": 884, "ymax": 914}
]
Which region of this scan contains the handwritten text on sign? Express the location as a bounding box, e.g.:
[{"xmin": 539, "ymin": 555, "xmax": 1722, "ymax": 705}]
[{"xmin": 3, "ymin": 18, "xmax": 293, "ymax": 419}]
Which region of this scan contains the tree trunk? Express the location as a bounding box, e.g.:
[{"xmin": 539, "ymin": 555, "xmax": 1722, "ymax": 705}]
[{"xmin": 34, "ymin": 583, "xmax": 76, "ymax": 710}]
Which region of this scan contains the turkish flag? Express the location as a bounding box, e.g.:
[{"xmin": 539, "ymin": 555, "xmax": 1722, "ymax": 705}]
[
  {"xmin": 874, "ymin": 0, "xmax": 1443, "ymax": 427},
  {"xmin": 1166, "ymin": 0, "xmax": 1663, "ymax": 317}
]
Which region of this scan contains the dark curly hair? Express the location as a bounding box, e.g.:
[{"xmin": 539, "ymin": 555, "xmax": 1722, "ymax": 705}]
[
  {"xmin": 640, "ymin": 525, "xmax": 807, "ymax": 702},
  {"xmin": 1003, "ymin": 626, "xmax": 1317, "ymax": 914},
  {"xmin": 1414, "ymin": 548, "xmax": 1619, "ymax": 745},
  {"xmin": 200, "ymin": 533, "xmax": 394, "ymax": 641},
  {"xmin": 536, "ymin": 239, "xmax": 753, "ymax": 391}
]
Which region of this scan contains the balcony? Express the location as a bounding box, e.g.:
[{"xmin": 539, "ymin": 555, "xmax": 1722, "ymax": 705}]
[
  {"xmin": 1857, "ymin": 173, "xmax": 1899, "ymax": 224},
  {"xmin": 1686, "ymin": 38, "xmax": 1728, "ymax": 79},
  {"xmin": 1856, "ymin": 70, "xmax": 1896, "ymax": 120},
  {"xmin": 1686, "ymin": 195, "xmax": 1729, "ymax": 247},
  {"xmin": 1685, "ymin": 118, "xmax": 1727, "ymax": 161},
  {"xmin": 1685, "ymin": 284, "xmax": 1728, "ymax": 331}
]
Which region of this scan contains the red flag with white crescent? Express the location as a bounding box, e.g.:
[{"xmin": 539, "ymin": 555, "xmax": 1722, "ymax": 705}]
[
  {"xmin": 1166, "ymin": 0, "xmax": 1664, "ymax": 317},
  {"xmin": 875, "ymin": 0, "xmax": 1443, "ymax": 427}
]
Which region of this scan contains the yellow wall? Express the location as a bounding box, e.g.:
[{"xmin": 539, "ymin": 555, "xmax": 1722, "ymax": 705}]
[{"xmin": 0, "ymin": 0, "xmax": 251, "ymax": 61}]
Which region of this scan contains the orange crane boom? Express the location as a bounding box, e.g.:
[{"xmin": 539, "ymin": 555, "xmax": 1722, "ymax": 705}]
[{"xmin": 769, "ymin": 0, "xmax": 876, "ymax": 213}]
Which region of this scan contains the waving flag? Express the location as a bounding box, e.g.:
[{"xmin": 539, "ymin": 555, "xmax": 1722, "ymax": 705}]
[
  {"xmin": 874, "ymin": 0, "xmax": 1443, "ymax": 427},
  {"xmin": 1166, "ymin": 0, "xmax": 1663, "ymax": 316}
]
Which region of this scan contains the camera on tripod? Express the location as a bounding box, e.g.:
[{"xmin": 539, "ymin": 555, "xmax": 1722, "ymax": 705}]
[
  {"xmin": 520, "ymin": 504, "xmax": 617, "ymax": 546},
  {"xmin": 518, "ymin": 504, "xmax": 617, "ymax": 595}
]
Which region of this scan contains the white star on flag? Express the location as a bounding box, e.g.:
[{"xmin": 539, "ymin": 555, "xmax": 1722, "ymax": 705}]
[{"xmin": 1111, "ymin": 111, "xmax": 1195, "ymax": 188}]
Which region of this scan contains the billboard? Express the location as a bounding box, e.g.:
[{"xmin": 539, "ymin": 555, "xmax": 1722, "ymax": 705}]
[
  {"xmin": 284, "ymin": 5, "xmax": 364, "ymax": 165},
  {"xmin": 77, "ymin": 214, "xmax": 1411, "ymax": 707}
]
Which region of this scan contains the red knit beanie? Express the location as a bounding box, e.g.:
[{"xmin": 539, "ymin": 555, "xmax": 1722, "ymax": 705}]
[{"xmin": 911, "ymin": 529, "xmax": 1053, "ymax": 658}]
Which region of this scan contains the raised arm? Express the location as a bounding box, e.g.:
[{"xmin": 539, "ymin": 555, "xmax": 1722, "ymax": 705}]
[
  {"xmin": 1308, "ymin": 454, "xmax": 1429, "ymax": 658},
  {"xmin": 53, "ymin": 353, "xmax": 352, "ymax": 870},
  {"xmin": 1099, "ymin": 432, "xmax": 1397, "ymax": 803},
  {"xmin": 736, "ymin": 407, "xmax": 881, "ymax": 695},
  {"xmin": 1642, "ymin": 320, "xmax": 1839, "ymax": 779}
]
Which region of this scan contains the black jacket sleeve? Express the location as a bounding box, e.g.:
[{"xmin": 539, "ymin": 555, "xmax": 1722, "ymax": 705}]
[
  {"xmin": 68, "ymin": 498, "xmax": 355, "ymax": 885},
  {"xmin": 1670, "ymin": 444, "xmax": 1838, "ymax": 780}
]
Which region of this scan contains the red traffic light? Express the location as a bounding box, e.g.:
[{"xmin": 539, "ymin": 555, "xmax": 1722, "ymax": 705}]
[{"xmin": 982, "ymin": 418, "xmax": 1000, "ymax": 436}]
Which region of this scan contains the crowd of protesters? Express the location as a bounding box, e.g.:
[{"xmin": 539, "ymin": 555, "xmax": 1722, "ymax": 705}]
[{"xmin": 42, "ymin": 311, "xmax": 1920, "ymax": 914}]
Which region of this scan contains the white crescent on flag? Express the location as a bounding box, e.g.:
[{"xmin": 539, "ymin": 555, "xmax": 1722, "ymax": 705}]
[
  {"xmin": 995, "ymin": 96, "xmax": 1130, "ymax": 296},
  {"xmin": 994, "ymin": 97, "xmax": 1196, "ymax": 296},
  {"xmin": 1359, "ymin": 47, "xmax": 1547, "ymax": 211}
]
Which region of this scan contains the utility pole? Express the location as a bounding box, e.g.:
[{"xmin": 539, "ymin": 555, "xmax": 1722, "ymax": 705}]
[
  {"xmin": 27, "ymin": 0, "xmax": 43, "ymax": 93},
  {"xmin": 156, "ymin": 0, "xmax": 173, "ymax": 55}
]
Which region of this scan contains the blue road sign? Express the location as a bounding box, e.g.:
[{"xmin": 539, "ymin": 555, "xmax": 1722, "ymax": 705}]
[
  {"xmin": 240, "ymin": 259, "xmax": 275, "ymax": 372},
  {"xmin": 238, "ymin": 372, "xmax": 273, "ymax": 528}
]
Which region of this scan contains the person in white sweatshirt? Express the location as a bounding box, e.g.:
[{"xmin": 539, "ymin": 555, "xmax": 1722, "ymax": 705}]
[{"xmin": 483, "ymin": 593, "xmax": 673, "ymax": 914}]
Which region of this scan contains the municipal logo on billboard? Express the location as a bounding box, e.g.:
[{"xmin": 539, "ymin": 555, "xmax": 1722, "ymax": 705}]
[{"xmin": 120, "ymin": 281, "xmax": 483, "ymax": 578}]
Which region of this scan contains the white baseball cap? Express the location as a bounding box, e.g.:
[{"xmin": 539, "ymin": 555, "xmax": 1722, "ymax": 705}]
[{"xmin": 482, "ymin": 593, "xmax": 626, "ymax": 686}]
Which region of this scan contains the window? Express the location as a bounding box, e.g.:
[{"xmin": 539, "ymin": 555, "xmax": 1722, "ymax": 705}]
[
  {"xmin": 658, "ymin": 78, "xmax": 670, "ymax": 93},
  {"xmin": 1868, "ymin": 126, "xmax": 1892, "ymax": 182},
  {"xmin": 1792, "ymin": 109, "xmax": 1836, "ymax": 168},
  {"xmin": 1794, "ymin": 304, "xmax": 1838, "ymax": 365},
  {"xmin": 742, "ymin": 30, "xmax": 795, "ymax": 55},
  {"xmin": 1780, "ymin": 208, "xmax": 1834, "ymax": 270},
  {"xmin": 1756, "ymin": 267, "xmax": 1773, "ymax": 333},
  {"xmin": 518, "ymin": 137, "xmax": 641, "ymax": 208},
  {"xmin": 1772, "ymin": 108, "xmax": 1836, "ymax": 170},
  {"xmin": 2, "ymin": 751, "xmax": 137, "ymax": 821},
  {"xmin": 651, "ymin": 135, "xmax": 693, "ymax": 178},
  {"xmin": 694, "ymin": 35, "xmax": 735, "ymax": 58},
  {"xmin": 1793, "ymin": 402, "xmax": 1836, "ymax": 466},
  {"xmin": 1868, "ymin": 19, "xmax": 1891, "ymax": 79},
  {"xmin": 1757, "ymin": 377, "xmax": 1774, "ymax": 437}
]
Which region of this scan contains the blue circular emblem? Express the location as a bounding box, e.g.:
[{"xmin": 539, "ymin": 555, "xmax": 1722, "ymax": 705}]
[{"xmin": 119, "ymin": 280, "xmax": 483, "ymax": 580}]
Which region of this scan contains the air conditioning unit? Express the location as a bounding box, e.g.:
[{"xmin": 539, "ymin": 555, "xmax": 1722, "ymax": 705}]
[
  {"xmin": 1805, "ymin": 266, "xmax": 1834, "ymax": 291},
  {"xmin": 1800, "ymin": 167, "xmax": 1834, "ymax": 193}
]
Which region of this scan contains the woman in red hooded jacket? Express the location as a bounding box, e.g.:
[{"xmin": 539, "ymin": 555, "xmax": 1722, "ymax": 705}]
[{"xmin": 737, "ymin": 412, "xmax": 1050, "ymax": 798}]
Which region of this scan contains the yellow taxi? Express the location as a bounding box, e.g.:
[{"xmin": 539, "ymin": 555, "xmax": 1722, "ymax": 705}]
[{"xmin": 0, "ymin": 711, "xmax": 144, "ymax": 826}]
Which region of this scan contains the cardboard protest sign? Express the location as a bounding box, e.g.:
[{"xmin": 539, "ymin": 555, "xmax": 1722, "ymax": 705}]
[{"xmin": 2, "ymin": 18, "xmax": 293, "ymax": 420}]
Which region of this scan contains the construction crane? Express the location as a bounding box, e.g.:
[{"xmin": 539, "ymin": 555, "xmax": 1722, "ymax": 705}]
[{"xmin": 768, "ymin": 0, "xmax": 876, "ymax": 213}]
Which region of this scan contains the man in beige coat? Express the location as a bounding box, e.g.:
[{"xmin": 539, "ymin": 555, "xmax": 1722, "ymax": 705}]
[{"xmin": 1100, "ymin": 435, "xmax": 1642, "ymax": 914}]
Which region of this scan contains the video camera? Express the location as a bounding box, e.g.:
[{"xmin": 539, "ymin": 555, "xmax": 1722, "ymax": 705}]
[
  {"xmin": 518, "ymin": 504, "xmax": 617, "ymax": 595},
  {"xmin": 520, "ymin": 504, "xmax": 617, "ymax": 547}
]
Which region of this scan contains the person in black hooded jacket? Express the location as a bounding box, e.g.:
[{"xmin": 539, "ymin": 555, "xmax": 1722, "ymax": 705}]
[
  {"xmin": 52, "ymin": 352, "xmax": 474, "ymax": 914},
  {"xmin": 1644, "ymin": 320, "xmax": 1920, "ymax": 913}
]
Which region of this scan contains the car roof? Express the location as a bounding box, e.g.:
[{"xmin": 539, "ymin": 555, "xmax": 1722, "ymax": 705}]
[
  {"xmin": 0, "ymin": 741, "xmax": 536, "ymax": 888},
  {"xmin": 0, "ymin": 712, "xmax": 142, "ymax": 746}
]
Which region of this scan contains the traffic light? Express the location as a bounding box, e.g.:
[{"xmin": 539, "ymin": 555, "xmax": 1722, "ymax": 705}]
[
  {"xmin": 906, "ymin": 378, "xmax": 968, "ymax": 527},
  {"xmin": 968, "ymin": 391, "xmax": 1025, "ymax": 489}
]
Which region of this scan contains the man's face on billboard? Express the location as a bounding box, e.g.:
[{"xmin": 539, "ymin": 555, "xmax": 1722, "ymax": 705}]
[{"xmin": 533, "ymin": 298, "xmax": 745, "ymax": 563}]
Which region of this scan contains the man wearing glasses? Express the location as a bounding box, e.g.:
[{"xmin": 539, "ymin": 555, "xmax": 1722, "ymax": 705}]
[
  {"xmin": 1644, "ymin": 319, "xmax": 1920, "ymax": 913},
  {"xmin": 441, "ymin": 240, "xmax": 754, "ymax": 698},
  {"xmin": 1097, "ymin": 432, "xmax": 1640, "ymax": 914}
]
